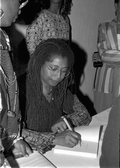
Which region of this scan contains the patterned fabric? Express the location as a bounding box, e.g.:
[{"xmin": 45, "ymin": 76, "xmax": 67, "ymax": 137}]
[
  {"xmin": 0, "ymin": 28, "xmax": 20, "ymax": 154},
  {"xmin": 93, "ymin": 18, "xmax": 120, "ymax": 113},
  {"xmin": 66, "ymin": 95, "xmax": 91, "ymax": 126},
  {"xmin": 22, "ymin": 129, "xmax": 55, "ymax": 154},
  {"xmin": 94, "ymin": 63, "xmax": 120, "ymax": 95},
  {"xmin": 98, "ymin": 19, "xmax": 120, "ymax": 63},
  {"xmin": 26, "ymin": 9, "xmax": 70, "ymax": 55}
]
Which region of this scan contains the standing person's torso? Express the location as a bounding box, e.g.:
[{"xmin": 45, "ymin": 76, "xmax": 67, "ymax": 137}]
[
  {"xmin": 0, "ymin": 29, "xmax": 20, "ymax": 152},
  {"xmin": 26, "ymin": 9, "xmax": 70, "ymax": 55}
]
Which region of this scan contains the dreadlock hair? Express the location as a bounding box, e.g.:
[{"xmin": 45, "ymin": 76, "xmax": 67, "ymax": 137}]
[
  {"xmin": 60, "ymin": 0, "xmax": 73, "ymax": 16},
  {"xmin": 38, "ymin": 0, "xmax": 73, "ymax": 16},
  {"xmin": 26, "ymin": 38, "xmax": 74, "ymax": 131}
]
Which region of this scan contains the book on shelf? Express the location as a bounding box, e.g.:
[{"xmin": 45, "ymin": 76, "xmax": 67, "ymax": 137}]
[{"xmin": 54, "ymin": 125, "xmax": 102, "ymax": 159}]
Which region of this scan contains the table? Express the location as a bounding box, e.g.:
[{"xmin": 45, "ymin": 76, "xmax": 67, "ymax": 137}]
[
  {"xmin": 44, "ymin": 108, "xmax": 111, "ymax": 168},
  {"xmin": 4, "ymin": 108, "xmax": 111, "ymax": 168}
]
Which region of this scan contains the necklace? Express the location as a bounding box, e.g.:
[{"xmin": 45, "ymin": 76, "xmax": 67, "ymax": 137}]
[{"xmin": 45, "ymin": 92, "xmax": 54, "ymax": 102}]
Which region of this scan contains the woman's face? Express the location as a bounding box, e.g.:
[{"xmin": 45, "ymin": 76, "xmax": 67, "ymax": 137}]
[
  {"xmin": 1, "ymin": 0, "xmax": 20, "ymax": 27},
  {"xmin": 41, "ymin": 55, "xmax": 69, "ymax": 87}
]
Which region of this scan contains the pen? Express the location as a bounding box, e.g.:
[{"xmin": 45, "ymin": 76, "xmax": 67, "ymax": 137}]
[
  {"xmin": 62, "ymin": 116, "xmax": 82, "ymax": 146},
  {"xmin": 61, "ymin": 116, "xmax": 73, "ymax": 131}
]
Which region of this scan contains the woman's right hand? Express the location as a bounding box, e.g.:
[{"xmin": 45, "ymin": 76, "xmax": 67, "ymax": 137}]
[{"xmin": 53, "ymin": 130, "xmax": 81, "ymax": 148}]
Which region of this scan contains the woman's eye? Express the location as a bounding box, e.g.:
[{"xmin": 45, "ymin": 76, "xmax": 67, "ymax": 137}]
[
  {"xmin": 62, "ymin": 71, "xmax": 67, "ymax": 74},
  {"xmin": 51, "ymin": 67, "xmax": 58, "ymax": 71}
]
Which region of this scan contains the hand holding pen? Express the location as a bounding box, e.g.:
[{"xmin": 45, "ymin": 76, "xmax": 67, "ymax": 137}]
[
  {"xmin": 61, "ymin": 116, "xmax": 82, "ymax": 146},
  {"xmin": 51, "ymin": 116, "xmax": 81, "ymax": 147},
  {"xmin": 51, "ymin": 116, "xmax": 70, "ymax": 133}
]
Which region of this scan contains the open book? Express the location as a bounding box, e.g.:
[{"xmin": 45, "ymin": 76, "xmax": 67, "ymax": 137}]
[
  {"xmin": 54, "ymin": 125, "xmax": 102, "ymax": 158},
  {"xmin": 17, "ymin": 151, "xmax": 56, "ymax": 168},
  {"xmin": 6, "ymin": 151, "xmax": 56, "ymax": 168}
]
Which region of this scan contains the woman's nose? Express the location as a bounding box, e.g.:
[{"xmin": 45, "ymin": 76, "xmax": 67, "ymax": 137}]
[
  {"xmin": 55, "ymin": 71, "xmax": 61, "ymax": 79},
  {"xmin": 53, "ymin": 71, "xmax": 61, "ymax": 80}
]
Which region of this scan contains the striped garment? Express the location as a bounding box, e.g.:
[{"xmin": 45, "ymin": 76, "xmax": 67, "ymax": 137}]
[{"xmin": 94, "ymin": 18, "xmax": 120, "ymax": 97}]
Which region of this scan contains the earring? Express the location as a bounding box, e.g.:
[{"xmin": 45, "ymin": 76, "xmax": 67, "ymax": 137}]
[{"xmin": 0, "ymin": 9, "xmax": 4, "ymax": 19}]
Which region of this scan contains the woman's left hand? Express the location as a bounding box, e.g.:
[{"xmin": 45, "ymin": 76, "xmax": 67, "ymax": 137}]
[
  {"xmin": 51, "ymin": 118, "xmax": 68, "ymax": 133},
  {"xmin": 14, "ymin": 139, "xmax": 33, "ymax": 157}
]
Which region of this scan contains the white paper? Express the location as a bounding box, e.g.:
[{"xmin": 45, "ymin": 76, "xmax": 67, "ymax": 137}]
[
  {"xmin": 17, "ymin": 151, "xmax": 56, "ymax": 168},
  {"xmin": 54, "ymin": 125, "xmax": 101, "ymax": 158},
  {"xmin": 75, "ymin": 125, "xmax": 101, "ymax": 142}
]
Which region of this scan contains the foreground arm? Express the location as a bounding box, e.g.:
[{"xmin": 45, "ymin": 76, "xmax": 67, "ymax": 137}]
[
  {"xmin": 22, "ymin": 128, "xmax": 81, "ymax": 154},
  {"xmin": 97, "ymin": 23, "xmax": 120, "ymax": 63},
  {"xmin": 65, "ymin": 94, "xmax": 91, "ymax": 127}
]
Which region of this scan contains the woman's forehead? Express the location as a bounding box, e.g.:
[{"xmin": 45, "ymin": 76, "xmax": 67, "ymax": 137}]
[{"xmin": 48, "ymin": 55, "xmax": 68, "ymax": 63}]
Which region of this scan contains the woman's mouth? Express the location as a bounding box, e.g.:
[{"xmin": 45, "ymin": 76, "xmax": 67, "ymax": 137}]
[{"xmin": 50, "ymin": 80, "xmax": 60, "ymax": 86}]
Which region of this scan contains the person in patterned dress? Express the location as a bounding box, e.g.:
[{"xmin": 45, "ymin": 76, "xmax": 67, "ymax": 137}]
[
  {"xmin": 93, "ymin": 0, "xmax": 120, "ymax": 113},
  {"xmin": 15, "ymin": 0, "xmax": 73, "ymax": 55},
  {"xmin": 21, "ymin": 38, "xmax": 91, "ymax": 154},
  {"xmin": 0, "ymin": 0, "xmax": 32, "ymax": 166}
]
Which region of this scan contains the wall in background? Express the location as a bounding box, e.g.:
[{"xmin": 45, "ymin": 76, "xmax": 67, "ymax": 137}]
[{"xmin": 70, "ymin": 0, "xmax": 114, "ymax": 105}]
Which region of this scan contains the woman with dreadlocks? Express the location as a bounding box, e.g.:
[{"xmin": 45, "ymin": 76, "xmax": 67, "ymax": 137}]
[
  {"xmin": 15, "ymin": 0, "xmax": 72, "ymax": 55},
  {"xmin": 22, "ymin": 38, "xmax": 91, "ymax": 154}
]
